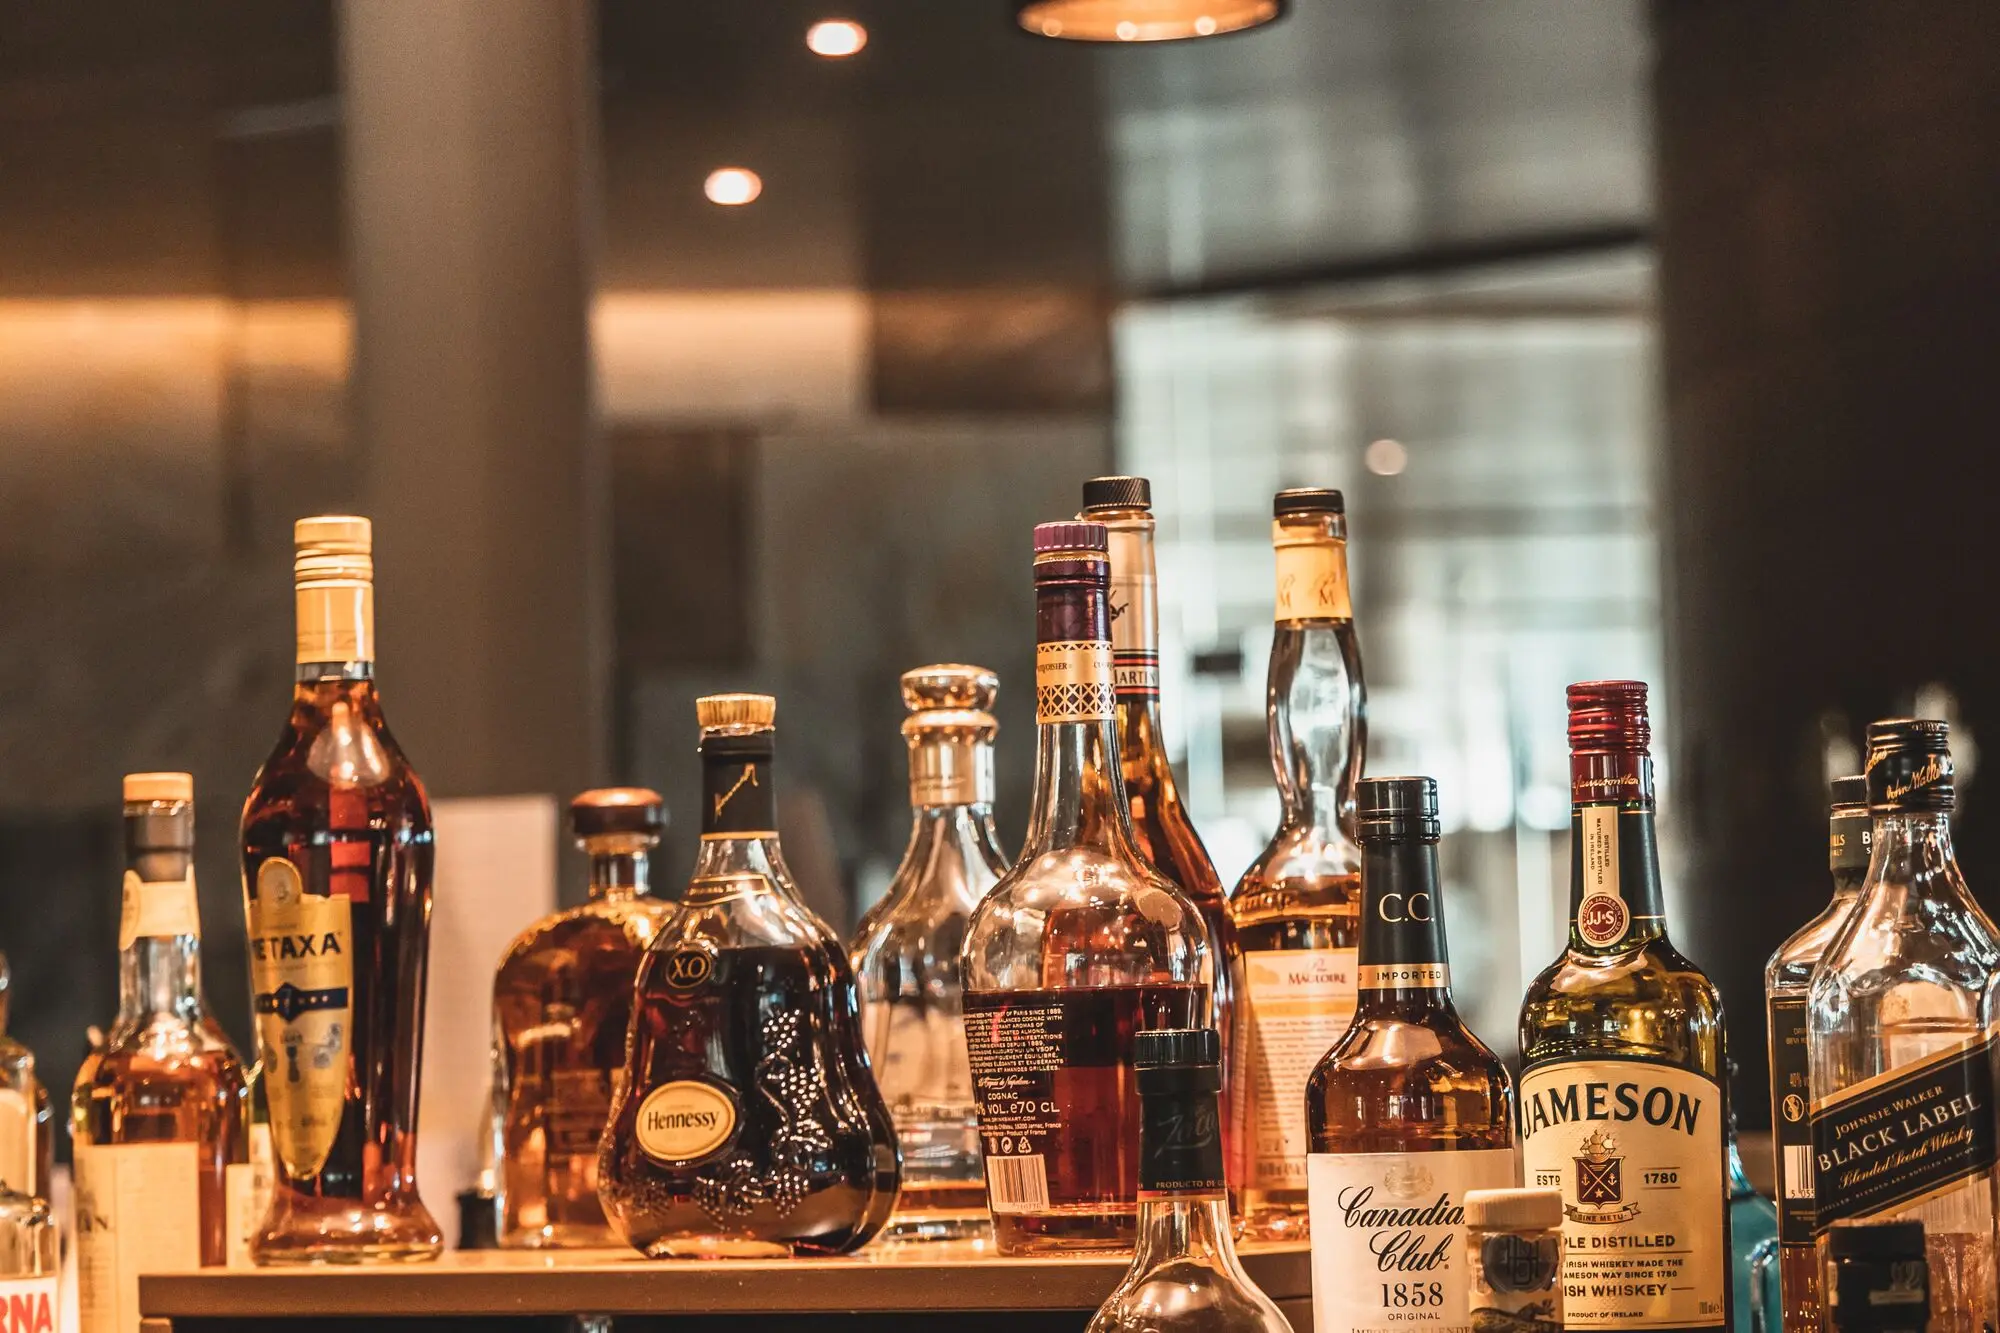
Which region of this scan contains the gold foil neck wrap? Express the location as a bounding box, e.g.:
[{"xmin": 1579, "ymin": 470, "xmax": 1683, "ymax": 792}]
[
  {"xmin": 900, "ymin": 665, "xmax": 999, "ymax": 807},
  {"xmin": 1035, "ymin": 640, "xmax": 1115, "ymax": 723},
  {"xmin": 696, "ymin": 692, "xmax": 776, "ymax": 731},
  {"xmin": 123, "ymin": 772, "xmax": 193, "ymax": 805},
  {"xmin": 294, "ymin": 514, "xmax": 375, "ymax": 663},
  {"xmin": 1272, "ymin": 526, "xmax": 1353, "ymax": 624}
]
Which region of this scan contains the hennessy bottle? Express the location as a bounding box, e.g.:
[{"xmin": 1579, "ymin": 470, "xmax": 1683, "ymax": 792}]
[
  {"xmin": 597, "ymin": 694, "xmax": 900, "ymax": 1258},
  {"xmin": 495, "ymin": 788, "xmax": 674, "ymax": 1247},
  {"xmin": 960, "ymin": 521, "xmax": 1210, "ymax": 1256},
  {"xmin": 849, "ymin": 665, "xmax": 1006, "ymax": 1242},
  {"xmin": 240, "ymin": 515, "xmax": 442, "ymax": 1263}
]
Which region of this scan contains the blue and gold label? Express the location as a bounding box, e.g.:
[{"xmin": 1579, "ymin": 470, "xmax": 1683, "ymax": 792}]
[{"xmin": 249, "ymin": 857, "xmax": 353, "ymax": 1179}]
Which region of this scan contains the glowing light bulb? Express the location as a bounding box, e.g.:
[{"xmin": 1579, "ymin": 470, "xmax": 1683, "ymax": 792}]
[
  {"xmin": 1364, "ymin": 438, "xmax": 1408, "ymax": 477},
  {"xmin": 1194, "ymin": 15, "xmax": 1218, "ymax": 35},
  {"xmin": 703, "ymin": 167, "xmax": 763, "ymax": 206},
  {"xmin": 805, "ymin": 19, "xmax": 867, "ymax": 58},
  {"xmin": 1115, "ymin": 20, "xmax": 1139, "ymax": 40}
]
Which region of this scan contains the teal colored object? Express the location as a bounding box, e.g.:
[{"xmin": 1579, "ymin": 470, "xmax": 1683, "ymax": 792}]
[{"xmin": 1729, "ymin": 1131, "xmax": 1780, "ymax": 1333}]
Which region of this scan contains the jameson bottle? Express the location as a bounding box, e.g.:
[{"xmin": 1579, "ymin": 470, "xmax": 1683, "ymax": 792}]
[
  {"xmin": 597, "ymin": 695, "xmax": 900, "ymax": 1258},
  {"xmin": 1518, "ymin": 681, "xmax": 1730, "ymax": 1333},
  {"xmin": 1808, "ymin": 720, "xmax": 1999, "ymax": 1333},
  {"xmin": 1765, "ymin": 775, "xmax": 1869, "ymax": 1332},
  {"xmin": 1079, "ymin": 478, "xmax": 1234, "ymax": 1098},
  {"xmin": 240, "ymin": 516, "xmax": 442, "ymax": 1263},
  {"xmin": 1306, "ymin": 777, "xmax": 1516, "ymax": 1333},
  {"xmin": 849, "ymin": 665, "xmax": 1007, "ymax": 1242},
  {"xmin": 1229, "ymin": 487, "xmax": 1366, "ymax": 1241},
  {"xmin": 960, "ymin": 521, "xmax": 1210, "ymax": 1256}
]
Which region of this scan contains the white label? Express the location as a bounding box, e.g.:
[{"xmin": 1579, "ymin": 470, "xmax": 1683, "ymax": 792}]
[
  {"xmin": 985, "ymin": 1153, "xmax": 1050, "ymax": 1214},
  {"xmin": 74, "ymin": 1142, "xmax": 203, "ymax": 1333},
  {"xmin": 1575, "ymin": 806, "xmax": 1627, "ymax": 947},
  {"xmin": 1238, "ymin": 949, "xmax": 1357, "ymax": 1189},
  {"xmin": 117, "ymin": 872, "xmax": 201, "ymax": 951},
  {"xmin": 0, "ymin": 1276, "xmax": 57, "ymax": 1332},
  {"xmin": 1274, "ymin": 539, "xmax": 1353, "ymax": 623},
  {"xmin": 223, "ymin": 1123, "xmax": 273, "ymax": 1268},
  {"xmin": 1307, "ymin": 1148, "xmax": 1517, "ymax": 1333},
  {"xmin": 1519, "ymin": 1060, "xmax": 1727, "ymax": 1330}
]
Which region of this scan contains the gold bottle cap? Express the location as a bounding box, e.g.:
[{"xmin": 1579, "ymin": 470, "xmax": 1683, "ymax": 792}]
[
  {"xmin": 696, "ymin": 693, "xmax": 776, "ymax": 731},
  {"xmin": 294, "ymin": 514, "xmax": 374, "ymax": 585},
  {"xmin": 571, "ymin": 787, "xmax": 665, "ymax": 839},
  {"xmin": 123, "ymin": 772, "xmax": 193, "ymax": 804},
  {"xmin": 900, "ymin": 664, "xmax": 998, "ymax": 715}
]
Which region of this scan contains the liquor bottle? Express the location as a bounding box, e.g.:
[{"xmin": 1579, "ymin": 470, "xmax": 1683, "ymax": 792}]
[
  {"xmin": 240, "ymin": 515, "xmax": 442, "ymax": 1263},
  {"xmin": 494, "ymin": 788, "xmax": 674, "ymax": 1248},
  {"xmin": 1306, "ymin": 776, "xmax": 1515, "ymax": 1333},
  {"xmin": 1518, "ymin": 680, "xmax": 1731, "ymax": 1333},
  {"xmin": 1823, "ymin": 1222, "xmax": 1931, "ymax": 1333},
  {"xmin": 960, "ymin": 521, "xmax": 1210, "ymax": 1256},
  {"xmin": 1228, "ymin": 487, "xmax": 1366, "ymax": 1241},
  {"xmin": 74, "ymin": 773, "xmax": 248, "ymax": 1333},
  {"xmin": 1765, "ymin": 775, "xmax": 1869, "ymax": 1332},
  {"xmin": 849, "ymin": 665, "xmax": 1006, "ymax": 1242},
  {"xmin": 1808, "ymin": 719, "xmax": 1999, "ymax": 1333},
  {"xmin": 0, "ymin": 1021, "xmax": 57, "ymax": 1331},
  {"xmin": 1078, "ymin": 478, "xmax": 1234, "ymax": 1094},
  {"xmin": 1087, "ymin": 1029, "xmax": 1289, "ymax": 1333},
  {"xmin": 0, "ymin": 954, "xmax": 51, "ymax": 1218},
  {"xmin": 598, "ymin": 694, "xmax": 900, "ymax": 1258}
]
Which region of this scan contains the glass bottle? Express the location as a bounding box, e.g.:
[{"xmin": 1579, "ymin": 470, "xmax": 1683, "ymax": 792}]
[
  {"xmin": 1765, "ymin": 774, "xmax": 1869, "ymax": 1332},
  {"xmin": 1808, "ymin": 719, "xmax": 1999, "ymax": 1333},
  {"xmin": 240, "ymin": 515, "xmax": 442, "ymax": 1263},
  {"xmin": 849, "ymin": 664, "xmax": 1006, "ymax": 1242},
  {"xmin": 1731, "ymin": 1106, "xmax": 1780, "ymax": 1333},
  {"xmin": 1306, "ymin": 776, "xmax": 1516, "ymax": 1333},
  {"xmin": 1518, "ymin": 680, "xmax": 1731, "ymax": 1333},
  {"xmin": 0, "ymin": 954, "xmax": 51, "ymax": 1222},
  {"xmin": 1822, "ymin": 1222, "xmax": 1931, "ymax": 1333},
  {"xmin": 495, "ymin": 788, "xmax": 674, "ymax": 1248},
  {"xmin": 1228, "ymin": 487, "xmax": 1366, "ymax": 1241},
  {"xmin": 960, "ymin": 520, "xmax": 1210, "ymax": 1256},
  {"xmin": 1087, "ymin": 1028, "xmax": 1289, "ymax": 1333},
  {"xmin": 0, "ymin": 1017, "xmax": 57, "ymax": 1329},
  {"xmin": 597, "ymin": 694, "xmax": 900, "ymax": 1258}
]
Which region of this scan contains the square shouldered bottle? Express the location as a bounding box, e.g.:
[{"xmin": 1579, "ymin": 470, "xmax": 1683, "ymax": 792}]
[{"xmin": 959, "ymin": 521, "xmax": 1211, "ymax": 1256}]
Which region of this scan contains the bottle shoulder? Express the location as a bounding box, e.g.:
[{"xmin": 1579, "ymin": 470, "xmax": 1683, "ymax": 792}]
[
  {"xmin": 1091, "ymin": 1261, "xmax": 1291, "ymax": 1333},
  {"xmin": 1766, "ymin": 893, "xmax": 1857, "ymax": 992},
  {"xmin": 244, "ymin": 689, "xmax": 429, "ymax": 833},
  {"xmin": 1520, "ymin": 941, "xmax": 1727, "ymax": 1068},
  {"xmin": 1229, "ymin": 829, "xmax": 1361, "ymax": 927},
  {"xmin": 497, "ymin": 900, "xmax": 669, "ymax": 981},
  {"xmin": 75, "ymin": 1035, "xmax": 247, "ymax": 1099}
]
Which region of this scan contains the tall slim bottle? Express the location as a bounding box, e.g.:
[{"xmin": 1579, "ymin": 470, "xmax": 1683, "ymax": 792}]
[
  {"xmin": 1228, "ymin": 487, "xmax": 1366, "ymax": 1241},
  {"xmin": 0, "ymin": 1008, "xmax": 56, "ymax": 1328},
  {"xmin": 240, "ymin": 516, "xmax": 442, "ymax": 1263},
  {"xmin": 1808, "ymin": 720, "xmax": 1998, "ymax": 1333},
  {"xmin": 1766, "ymin": 775, "xmax": 1870, "ymax": 1332},
  {"xmin": 961, "ymin": 521, "xmax": 1210, "ymax": 1256},
  {"xmin": 1518, "ymin": 681, "xmax": 1730, "ymax": 1333},
  {"xmin": 850, "ymin": 665, "xmax": 1007, "ymax": 1242},
  {"xmin": 74, "ymin": 773, "xmax": 249, "ymax": 1331}
]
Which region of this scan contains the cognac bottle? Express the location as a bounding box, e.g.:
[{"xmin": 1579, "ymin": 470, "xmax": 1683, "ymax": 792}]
[
  {"xmin": 495, "ymin": 788, "xmax": 674, "ymax": 1248},
  {"xmin": 240, "ymin": 515, "xmax": 442, "ymax": 1263},
  {"xmin": 597, "ymin": 694, "xmax": 900, "ymax": 1258},
  {"xmin": 75, "ymin": 773, "xmax": 249, "ymax": 1330},
  {"xmin": 1229, "ymin": 487, "xmax": 1366, "ymax": 1241},
  {"xmin": 960, "ymin": 521, "xmax": 1210, "ymax": 1256},
  {"xmin": 849, "ymin": 665, "xmax": 1006, "ymax": 1242}
]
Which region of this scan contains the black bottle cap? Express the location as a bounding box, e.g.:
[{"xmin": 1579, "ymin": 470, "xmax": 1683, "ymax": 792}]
[
  {"xmin": 1133, "ymin": 1027, "xmax": 1221, "ymax": 1096},
  {"xmin": 1830, "ymin": 775, "xmax": 1869, "ymax": 812},
  {"xmin": 1081, "ymin": 475, "xmax": 1152, "ymax": 513},
  {"xmin": 1827, "ymin": 1220, "xmax": 1926, "ymax": 1260},
  {"xmin": 1273, "ymin": 487, "xmax": 1344, "ymax": 517},
  {"xmin": 1865, "ymin": 718, "xmax": 1953, "ymax": 812},
  {"xmin": 1357, "ymin": 776, "xmax": 1441, "ymax": 844},
  {"xmin": 570, "ymin": 788, "xmax": 665, "ymax": 839}
]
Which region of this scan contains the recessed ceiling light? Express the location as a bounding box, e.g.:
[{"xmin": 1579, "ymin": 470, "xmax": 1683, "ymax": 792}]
[
  {"xmin": 1016, "ymin": 1, "xmax": 1283, "ymax": 43},
  {"xmin": 1365, "ymin": 438, "xmax": 1408, "ymax": 477},
  {"xmin": 806, "ymin": 19, "xmax": 867, "ymax": 58},
  {"xmin": 703, "ymin": 168, "xmax": 763, "ymax": 206}
]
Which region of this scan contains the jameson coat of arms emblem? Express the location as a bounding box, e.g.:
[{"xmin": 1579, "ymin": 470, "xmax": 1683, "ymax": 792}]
[{"xmin": 1571, "ymin": 1130, "xmax": 1640, "ymax": 1223}]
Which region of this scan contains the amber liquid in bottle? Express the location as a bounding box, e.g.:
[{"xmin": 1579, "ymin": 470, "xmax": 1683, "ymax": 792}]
[
  {"xmin": 495, "ymin": 789, "xmax": 674, "ymax": 1248},
  {"xmin": 239, "ymin": 516, "xmax": 441, "ymax": 1264}
]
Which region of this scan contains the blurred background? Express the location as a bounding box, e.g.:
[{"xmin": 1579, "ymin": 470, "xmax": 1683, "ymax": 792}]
[{"xmin": 1, "ymin": 0, "xmax": 1996, "ymax": 1153}]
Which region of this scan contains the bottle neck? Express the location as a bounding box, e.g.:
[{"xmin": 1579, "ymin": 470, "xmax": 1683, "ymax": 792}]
[
  {"xmin": 1566, "ymin": 751, "xmax": 1668, "ymax": 954},
  {"xmin": 1267, "ymin": 622, "xmax": 1364, "ymax": 840},
  {"xmin": 1828, "ymin": 805, "xmax": 1873, "ymax": 899},
  {"xmin": 116, "ymin": 810, "xmax": 205, "ymax": 1031},
  {"xmin": 700, "ymin": 742, "xmax": 776, "ymax": 840},
  {"xmin": 1355, "ymin": 838, "xmax": 1455, "ymax": 1018},
  {"xmin": 1865, "ymin": 809, "xmax": 1966, "ymax": 905},
  {"xmin": 585, "ymin": 843, "xmax": 653, "ymax": 902},
  {"xmin": 1101, "ymin": 509, "xmax": 1166, "ymax": 718},
  {"xmin": 1021, "ymin": 572, "xmax": 1141, "ymax": 859},
  {"xmin": 295, "ymin": 572, "xmax": 374, "ymax": 672},
  {"xmin": 906, "ymin": 731, "xmax": 996, "ymax": 810},
  {"xmin": 1131, "ymin": 1074, "xmax": 1245, "ymax": 1280}
]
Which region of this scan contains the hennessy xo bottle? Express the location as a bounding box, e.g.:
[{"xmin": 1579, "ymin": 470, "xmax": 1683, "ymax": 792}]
[
  {"xmin": 240, "ymin": 516, "xmax": 442, "ymax": 1263},
  {"xmin": 1518, "ymin": 681, "xmax": 1730, "ymax": 1333}
]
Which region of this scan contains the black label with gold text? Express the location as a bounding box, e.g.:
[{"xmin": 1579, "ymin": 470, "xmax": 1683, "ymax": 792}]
[
  {"xmin": 1767, "ymin": 996, "xmax": 1814, "ymax": 1244},
  {"xmin": 701, "ymin": 756, "xmax": 775, "ymax": 836}
]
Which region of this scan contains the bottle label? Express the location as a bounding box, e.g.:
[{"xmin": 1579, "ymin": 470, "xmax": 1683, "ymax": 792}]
[
  {"xmin": 634, "ymin": 1080, "xmax": 738, "ymax": 1165},
  {"xmin": 962, "ymin": 992, "xmax": 1066, "ymax": 1213},
  {"xmin": 116, "ymin": 871, "xmax": 201, "ymax": 949},
  {"xmin": 1471, "ymin": 1231, "xmax": 1564, "ymax": 1333},
  {"xmin": 294, "ymin": 581, "xmax": 373, "ymax": 665},
  {"xmin": 247, "ymin": 856, "xmax": 354, "ymax": 1180},
  {"xmin": 1138, "ymin": 1090, "xmax": 1226, "ymax": 1201},
  {"xmin": 1105, "ymin": 525, "xmax": 1161, "ymax": 701},
  {"xmin": 1034, "ymin": 640, "xmax": 1115, "ymax": 724},
  {"xmin": 1358, "ymin": 847, "xmax": 1450, "ymax": 989},
  {"xmin": 1518, "ymin": 1058, "xmax": 1727, "ymax": 1329},
  {"xmin": 1306, "ymin": 1148, "xmax": 1517, "ymax": 1333},
  {"xmin": 1274, "ymin": 538, "xmax": 1353, "ymax": 623},
  {"xmin": 1567, "ymin": 805, "xmax": 1666, "ymax": 951},
  {"xmin": 224, "ymin": 1122, "xmax": 273, "ymax": 1267},
  {"xmin": 701, "ymin": 758, "xmax": 776, "ymax": 839},
  {"xmin": 75, "ymin": 1141, "xmax": 202, "ymax": 1333},
  {"xmin": 0, "ymin": 1277, "xmax": 56, "ymax": 1332},
  {"xmin": 1767, "ymin": 996, "xmax": 1815, "ymax": 1245},
  {"xmin": 1829, "ymin": 811, "xmax": 1872, "ymax": 873},
  {"xmin": 1238, "ymin": 949, "xmax": 1357, "ymax": 1190},
  {"xmin": 1809, "ymin": 1028, "xmax": 1998, "ymax": 1230}
]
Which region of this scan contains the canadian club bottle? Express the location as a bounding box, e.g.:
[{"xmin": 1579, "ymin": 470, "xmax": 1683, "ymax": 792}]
[
  {"xmin": 1229, "ymin": 487, "xmax": 1366, "ymax": 1241},
  {"xmin": 960, "ymin": 521, "xmax": 1210, "ymax": 1255},
  {"xmin": 240, "ymin": 516, "xmax": 443, "ymax": 1263},
  {"xmin": 597, "ymin": 694, "xmax": 900, "ymax": 1257},
  {"xmin": 1808, "ymin": 720, "xmax": 1999, "ymax": 1333},
  {"xmin": 1517, "ymin": 681, "xmax": 1730, "ymax": 1333},
  {"xmin": 1765, "ymin": 775, "xmax": 1869, "ymax": 1332},
  {"xmin": 1306, "ymin": 776, "xmax": 1515, "ymax": 1333}
]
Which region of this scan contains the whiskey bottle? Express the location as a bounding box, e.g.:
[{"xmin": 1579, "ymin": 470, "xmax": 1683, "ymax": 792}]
[
  {"xmin": 0, "ymin": 955, "xmax": 51, "ymax": 1219},
  {"xmin": 1079, "ymin": 477, "xmax": 1234, "ymax": 1103},
  {"xmin": 495, "ymin": 788, "xmax": 674, "ymax": 1248},
  {"xmin": 1808, "ymin": 720, "xmax": 1998, "ymax": 1333},
  {"xmin": 1228, "ymin": 487, "xmax": 1366, "ymax": 1241},
  {"xmin": 0, "ymin": 964, "xmax": 58, "ymax": 1323},
  {"xmin": 1766, "ymin": 774, "xmax": 1869, "ymax": 1332},
  {"xmin": 1087, "ymin": 1029, "xmax": 1290, "ymax": 1333},
  {"xmin": 1306, "ymin": 776, "xmax": 1516, "ymax": 1333},
  {"xmin": 960, "ymin": 521, "xmax": 1210, "ymax": 1256},
  {"xmin": 597, "ymin": 694, "xmax": 900, "ymax": 1258},
  {"xmin": 1518, "ymin": 680, "xmax": 1730, "ymax": 1333},
  {"xmin": 849, "ymin": 665, "xmax": 1006, "ymax": 1242},
  {"xmin": 240, "ymin": 515, "xmax": 442, "ymax": 1263},
  {"xmin": 74, "ymin": 773, "xmax": 249, "ymax": 1333}
]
